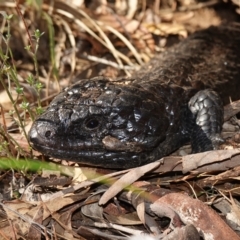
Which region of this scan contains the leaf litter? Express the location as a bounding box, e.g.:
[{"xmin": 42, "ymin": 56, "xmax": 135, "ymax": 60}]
[{"xmin": 0, "ymin": 0, "xmax": 240, "ymax": 239}]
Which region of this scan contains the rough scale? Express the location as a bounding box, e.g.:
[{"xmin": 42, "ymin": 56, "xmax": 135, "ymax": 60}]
[{"xmin": 29, "ymin": 25, "xmax": 240, "ymax": 168}]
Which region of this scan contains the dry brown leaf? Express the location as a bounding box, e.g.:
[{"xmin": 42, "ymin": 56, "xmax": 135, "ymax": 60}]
[
  {"xmin": 104, "ymin": 212, "xmax": 142, "ymax": 225},
  {"xmin": 197, "ymin": 165, "xmax": 240, "ymax": 187},
  {"xmin": 2, "ymin": 200, "xmax": 34, "ymax": 220},
  {"xmin": 27, "ymin": 194, "xmax": 83, "ymax": 220},
  {"xmin": 81, "ymin": 199, "xmax": 104, "ymax": 221},
  {"xmin": 52, "ymin": 211, "xmax": 78, "ymax": 239},
  {"xmin": 155, "ymin": 192, "xmax": 240, "ymax": 240},
  {"xmin": 2, "ymin": 201, "xmax": 41, "ymax": 237},
  {"xmin": 182, "ymin": 149, "xmax": 240, "ymax": 173},
  {"xmin": 143, "ymin": 213, "xmax": 162, "ymax": 236},
  {"xmin": 27, "ymin": 206, "xmax": 43, "ymax": 240},
  {"xmin": 99, "ymin": 160, "xmax": 162, "ymax": 205},
  {"xmin": 136, "ymin": 201, "xmax": 146, "ymax": 225},
  {"xmin": 149, "ymin": 201, "xmax": 183, "ymax": 229}
]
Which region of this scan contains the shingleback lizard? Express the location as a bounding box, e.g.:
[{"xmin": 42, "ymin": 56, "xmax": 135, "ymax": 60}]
[{"xmin": 28, "ymin": 25, "xmax": 240, "ymax": 169}]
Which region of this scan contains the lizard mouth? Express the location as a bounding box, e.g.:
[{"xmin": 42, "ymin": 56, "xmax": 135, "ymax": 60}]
[
  {"xmin": 28, "ymin": 120, "xmax": 153, "ymax": 168},
  {"xmin": 29, "ymin": 139, "xmax": 149, "ymax": 169}
]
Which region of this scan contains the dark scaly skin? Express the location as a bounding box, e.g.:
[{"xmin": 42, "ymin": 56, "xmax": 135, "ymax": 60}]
[{"xmin": 29, "ymin": 25, "xmax": 240, "ymax": 169}]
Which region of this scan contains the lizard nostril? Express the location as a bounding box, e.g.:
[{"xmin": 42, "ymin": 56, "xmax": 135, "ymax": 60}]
[{"xmin": 45, "ymin": 130, "xmax": 52, "ymax": 138}]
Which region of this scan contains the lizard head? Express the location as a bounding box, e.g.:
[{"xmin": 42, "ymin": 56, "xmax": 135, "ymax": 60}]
[{"xmin": 28, "ymin": 77, "xmax": 171, "ymax": 168}]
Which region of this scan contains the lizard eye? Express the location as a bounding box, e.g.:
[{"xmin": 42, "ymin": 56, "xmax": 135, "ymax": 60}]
[{"xmin": 84, "ymin": 118, "xmax": 100, "ymax": 130}]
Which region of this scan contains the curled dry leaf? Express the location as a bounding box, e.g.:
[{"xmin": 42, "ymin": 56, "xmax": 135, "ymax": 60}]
[
  {"xmin": 119, "ymin": 183, "xmax": 205, "ymax": 238},
  {"xmin": 149, "ymin": 201, "xmax": 183, "ymax": 229},
  {"xmin": 153, "ymin": 192, "xmax": 240, "ymax": 240},
  {"xmin": 130, "ymin": 197, "xmax": 162, "ymax": 236}
]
